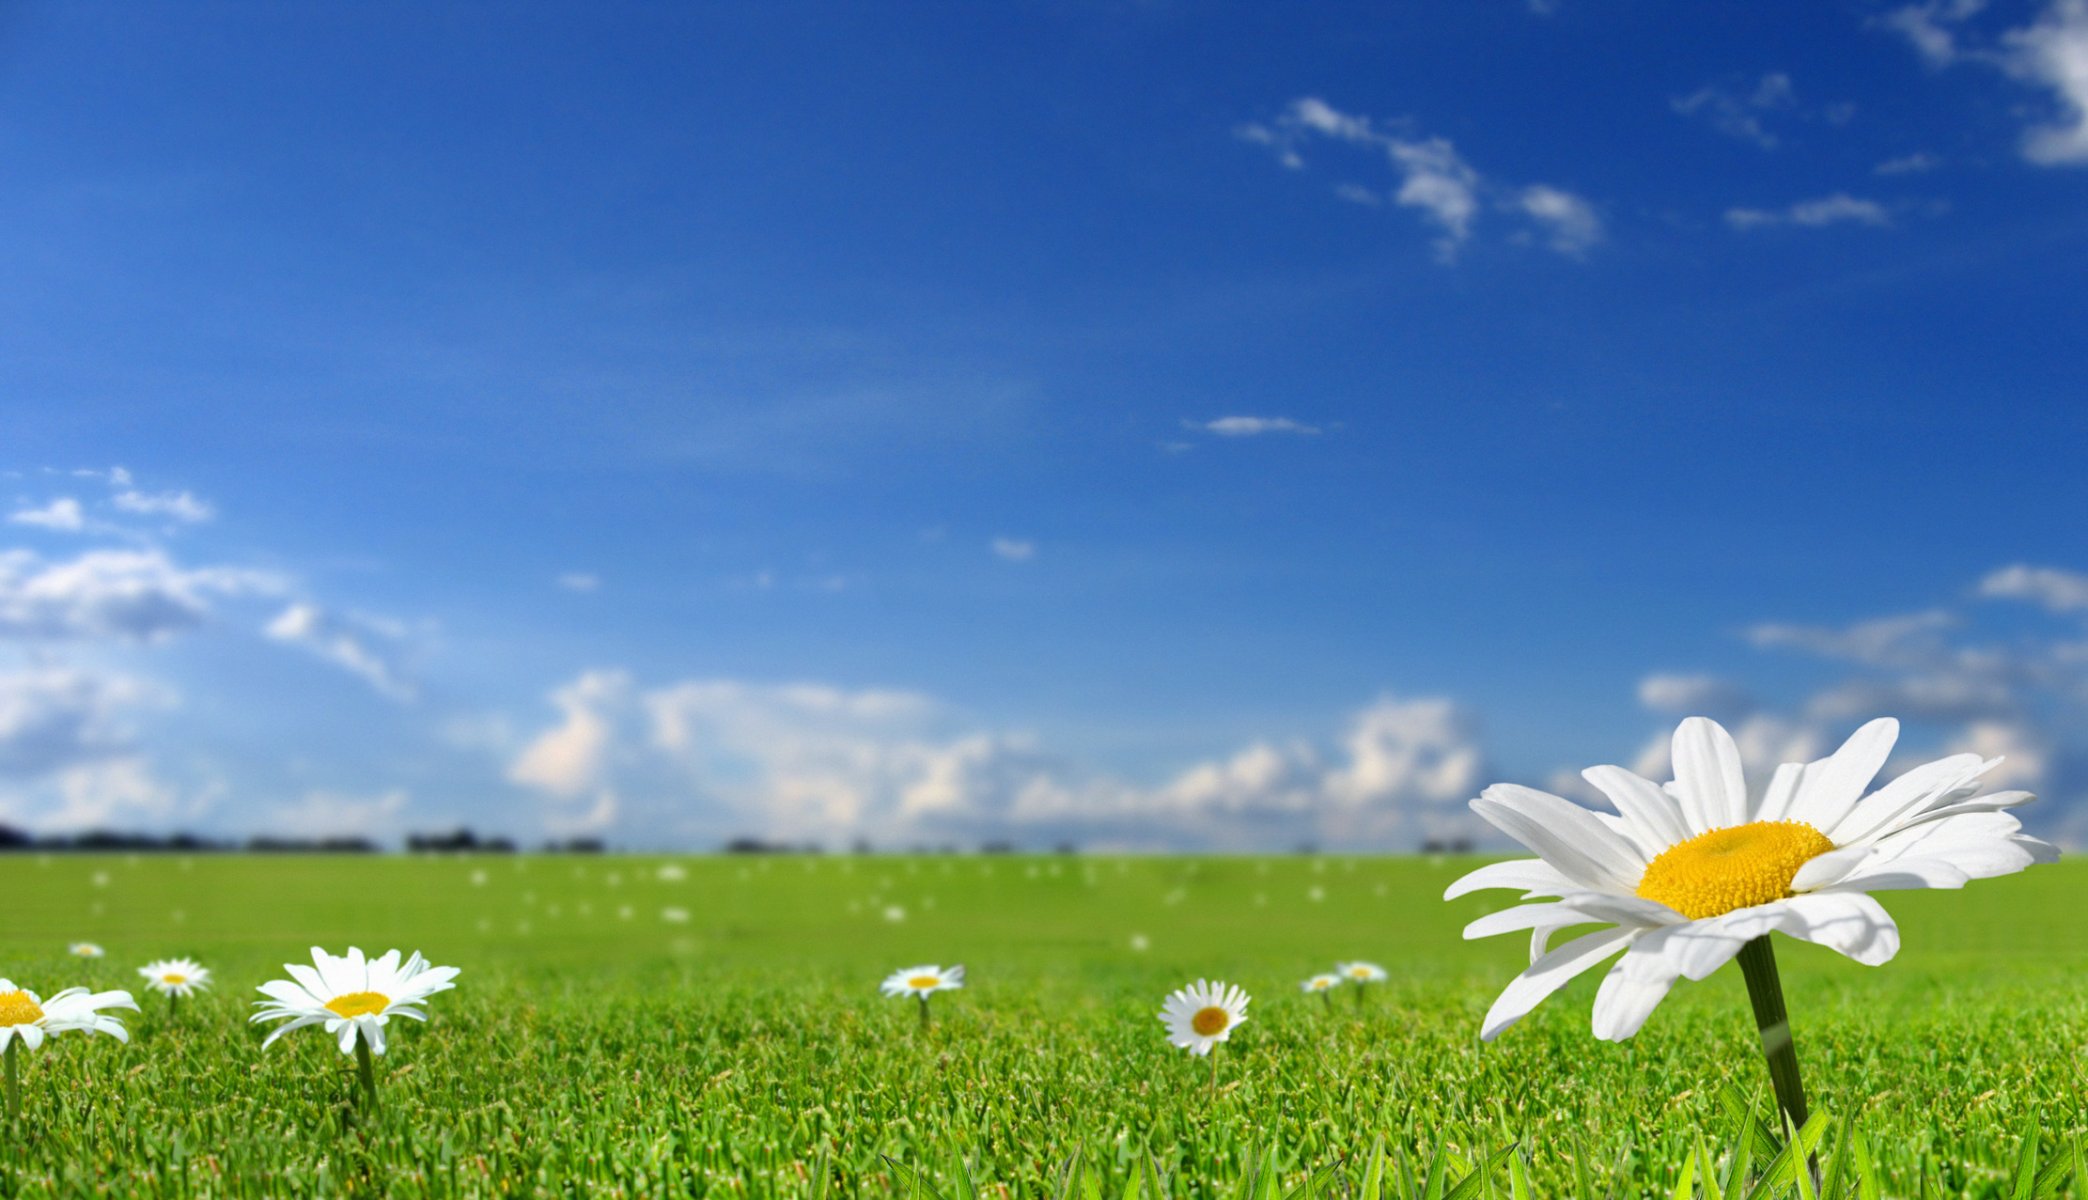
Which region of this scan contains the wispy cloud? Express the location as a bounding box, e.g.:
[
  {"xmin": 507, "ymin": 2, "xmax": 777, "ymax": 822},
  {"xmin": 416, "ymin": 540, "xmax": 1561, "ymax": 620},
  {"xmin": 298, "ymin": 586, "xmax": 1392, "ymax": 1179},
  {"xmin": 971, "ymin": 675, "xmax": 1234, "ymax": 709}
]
[
  {"xmin": 1671, "ymin": 73, "xmax": 1800, "ymax": 148},
  {"xmin": 989, "ymin": 537, "xmax": 1036, "ymax": 563},
  {"xmin": 8, "ymin": 498, "xmax": 87, "ymax": 532},
  {"xmin": 112, "ymin": 489, "xmax": 213, "ymax": 523},
  {"xmin": 1185, "ymin": 416, "xmax": 1322, "ymax": 437},
  {"xmin": 1878, "ymin": 0, "xmax": 2088, "ymax": 166},
  {"xmin": 1237, "ymin": 97, "xmax": 1601, "ymax": 260},
  {"xmin": 1980, "ymin": 563, "xmax": 2088, "ymax": 612},
  {"xmin": 1725, "ymin": 193, "xmax": 1894, "ymax": 230},
  {"xmin": 557, "ymin": 572, "xmax": 601, "ymax": 593},
  {"xmin": 263, "ymin": 603, "xmax": 418, "ymax": 702}
]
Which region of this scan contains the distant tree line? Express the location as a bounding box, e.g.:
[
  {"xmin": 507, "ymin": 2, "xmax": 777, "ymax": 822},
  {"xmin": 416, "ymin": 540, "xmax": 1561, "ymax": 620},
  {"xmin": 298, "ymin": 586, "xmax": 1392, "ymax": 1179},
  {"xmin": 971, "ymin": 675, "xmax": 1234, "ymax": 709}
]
[{"xmin": 0, "ymin": 825, "xmax": 606, "ymax": 854}]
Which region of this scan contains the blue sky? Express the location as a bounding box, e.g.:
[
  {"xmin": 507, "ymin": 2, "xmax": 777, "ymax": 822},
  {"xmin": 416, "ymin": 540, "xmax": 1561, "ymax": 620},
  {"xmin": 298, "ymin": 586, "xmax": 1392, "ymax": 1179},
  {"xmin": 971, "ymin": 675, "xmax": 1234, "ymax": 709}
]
[{"xmin": 3, "ymin": 0, "xmax": 2086, "ymax": 848}]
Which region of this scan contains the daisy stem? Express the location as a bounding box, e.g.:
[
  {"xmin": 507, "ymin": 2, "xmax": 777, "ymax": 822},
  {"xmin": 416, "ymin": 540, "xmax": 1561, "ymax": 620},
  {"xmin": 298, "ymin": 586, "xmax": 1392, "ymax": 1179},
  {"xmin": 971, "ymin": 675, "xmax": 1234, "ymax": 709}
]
[
  {"xmin": 3, "ymin": 1040, "xmax": 16, "ymax": 1121},
  {"xmin": 917, "ymin": 994, "xmax": 931, "ymax": 1031},
  {"xmin": 1207, "ymin": 1043, "xmax": 1218, "ymax": 1097},
  {"xmin": 1736, "ymin": 936, "xmax": 1808, "ymax": 1129},
  {"xmin": 169, "ymin": 993, "xmax": 178, "ymax": 1023},
  {"xmin": 354, "ymin": 1035, "xmax": 379, "ymax": 1111}
]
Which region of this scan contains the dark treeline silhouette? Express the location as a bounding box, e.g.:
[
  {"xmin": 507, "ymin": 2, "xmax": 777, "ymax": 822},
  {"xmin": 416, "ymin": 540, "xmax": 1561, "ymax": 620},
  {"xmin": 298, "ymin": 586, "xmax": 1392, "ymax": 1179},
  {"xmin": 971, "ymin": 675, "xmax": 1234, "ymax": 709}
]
[{"xmin": 0, "ymin": 825, "xmax": 608, "ymax": 855}]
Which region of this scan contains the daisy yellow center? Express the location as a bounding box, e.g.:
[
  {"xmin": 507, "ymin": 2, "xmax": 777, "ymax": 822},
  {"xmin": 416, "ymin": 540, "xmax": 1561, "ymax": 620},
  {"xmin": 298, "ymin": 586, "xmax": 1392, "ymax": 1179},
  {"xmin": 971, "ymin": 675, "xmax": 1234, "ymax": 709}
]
[
  {"xmin": 162, "ymin": 973, "xmax": 187, "ymax": 985},
  {"xmin": 1635, "ymin": 820, "xmax": 1836, "ymax": 920},
  {"xmin": 908, "ymin": 975, "xmax": 941, "ymax": 989},
  {"xmin": 1190, "ymin": 1006, "xmax": 1230, "ymax": 1036},
  {"xmin": 0, "ymin": 990, "xmax": 44, "ymax": 1027},
  {"xmin": 324, "ymin": 991, "xmax": 390, "ymax": 1019}
]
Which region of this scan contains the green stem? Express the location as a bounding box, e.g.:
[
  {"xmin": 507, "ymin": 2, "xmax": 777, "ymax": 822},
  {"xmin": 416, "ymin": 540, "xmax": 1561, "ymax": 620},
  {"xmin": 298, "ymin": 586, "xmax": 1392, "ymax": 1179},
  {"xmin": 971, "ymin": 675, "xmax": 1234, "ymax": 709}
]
[
  {"xmin": 169, "ymin": 993, "xmax": 179, "ymax": 1023},
  {"xmin": 1352, "ymin": 982, "xmax": 1364, "ymax": 1008},
  {"xmin": 1736, "ymin": 936, "xmax": 1808, "ymax": 1129},
  {"xmin": 1207, "ymin": 1042, "xmax": 1219, "ymax": 1097},
  {"xmin": 4, "ymin": 1039, "xmax": 17, "ymax": 1121},
  {"xmin": 354, "ymin": 1034, "xmax": 379, "ymax": 1111},
  {"xmin": 917, "ymin": 994, "xmax": 930, "ymax": 1031}
]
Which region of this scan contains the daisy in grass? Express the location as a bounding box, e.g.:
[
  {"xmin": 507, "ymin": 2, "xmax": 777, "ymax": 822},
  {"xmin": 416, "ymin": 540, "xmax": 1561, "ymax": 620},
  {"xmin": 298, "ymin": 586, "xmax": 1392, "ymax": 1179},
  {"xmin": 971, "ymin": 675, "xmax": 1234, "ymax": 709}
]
[
  {"xmin": 1448, "ymin": 715, "xmax": 2055, "ymax": 1128},
  {"xmin": 0, "ymin": 980, "xmax": 137, "ymax": 1118},
  {"xmin": 1159, "ymin": 979, "xmax": 1250, "ymax": 1091},
  {"xmin": 137, "ymin": 958, "xmax": 210, "ymax": 1019},
  {"xmin": 1300, "ymin": 973, "xmax": 1342, "ymax": 1006},
  {"xmin": 1336, "ymin": 960, "xmax": 1387, "ymax": 1006},
  {"xmin": 69, "ymin": 942, "xmax": 104, "ymax": 959},
  {"xmin": 880, "ymin": 964, "xmax": 963, "ymax": 1029},
  {"xmin": 251, "ymin": 947, "xmax": 460, "ymax": 1108}
]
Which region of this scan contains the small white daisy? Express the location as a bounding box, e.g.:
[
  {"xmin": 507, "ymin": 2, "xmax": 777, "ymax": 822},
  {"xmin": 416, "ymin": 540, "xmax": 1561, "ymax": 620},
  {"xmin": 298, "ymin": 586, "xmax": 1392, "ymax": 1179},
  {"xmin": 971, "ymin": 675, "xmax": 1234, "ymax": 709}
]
[
  {"xmin": 1301, "ymin": 972, "xmax": 1343, "ymax": 995},
  {"xmin": 251, "ymin": 946, "xmax": 460, "ymax": 1057},
  {"xmin": 1158, "ymin": 979, "xmax": 1250, "ymax": 1057},
  {"xmin": 880, "ymin": 964, "xmax": 964, "ymax": 998},
  {"xmin": 1337, "ymin": 961, "xmax": 1388, "ymax": 983},
  {"xmin": 138, "ymin": 958, "xmax": 211, "ymax": 999},
  {"xmin": 0, "ymin": 979, "xmax": 137, "ymax": 1053},
  {"xmin": 69, "ymin": 942, "xmax": 104, "ymax": 958}
]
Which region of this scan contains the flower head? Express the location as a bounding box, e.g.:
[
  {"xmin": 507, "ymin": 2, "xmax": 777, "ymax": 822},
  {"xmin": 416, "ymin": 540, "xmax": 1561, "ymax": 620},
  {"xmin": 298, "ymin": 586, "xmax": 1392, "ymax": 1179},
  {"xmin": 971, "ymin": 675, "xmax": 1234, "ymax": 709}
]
[
  {"xmin": 251, "ymin": 946, "xmax": 459, "ymax": 1055},
  {"xmin": 1159, "ymin": 979, "xmax": 1250, "ymax": 1056},
  {"xmin": 1301, "ymin": 973, "xmax": 1343, "ymax": 993},
  {"xmin": 138, "ymin": 958, "xmax": 211, "ymax": 998},
  {"xmin": 0, "ymin": 979, "xmax": 137, "ymax": 1051},
  {"xmin": 69, "ymin": 942, "xmax": 104, "ymax": 959},
  {"xmin": 880, "ymin": 964, "xmax": 964, "ymax": 998},
  {"xmin": 1337, "ymin": 961, "xmax": 1388, "ymax": 983},
  {"xmin": 1449, "ymin": 716, "xmax": 2057, "ymax": 1042}
]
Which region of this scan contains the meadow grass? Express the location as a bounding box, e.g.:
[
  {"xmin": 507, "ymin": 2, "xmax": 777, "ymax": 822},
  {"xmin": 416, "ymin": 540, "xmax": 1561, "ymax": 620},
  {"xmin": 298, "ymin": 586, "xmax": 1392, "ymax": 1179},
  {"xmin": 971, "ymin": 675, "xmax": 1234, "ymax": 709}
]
[{"xmin": 0, "ymin": 852, "xmax": 2081, "ymax": 1197}]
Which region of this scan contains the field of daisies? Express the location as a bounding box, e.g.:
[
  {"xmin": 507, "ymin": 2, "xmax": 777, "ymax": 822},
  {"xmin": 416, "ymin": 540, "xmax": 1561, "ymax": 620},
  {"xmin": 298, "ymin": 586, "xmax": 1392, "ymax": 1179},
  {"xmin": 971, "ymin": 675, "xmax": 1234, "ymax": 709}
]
[{"xmin": 0, "ymin": 720, "xmax": 2083, "ymax": 1198}]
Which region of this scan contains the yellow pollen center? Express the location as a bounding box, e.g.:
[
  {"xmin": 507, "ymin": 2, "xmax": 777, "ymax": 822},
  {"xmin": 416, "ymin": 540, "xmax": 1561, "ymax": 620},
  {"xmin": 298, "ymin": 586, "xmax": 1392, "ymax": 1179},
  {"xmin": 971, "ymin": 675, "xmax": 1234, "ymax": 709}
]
[
  {"xmin": 162, "ymin": 974, "xmax": 186, "ymax": 985},
  {"xmin": 1635, "ymin": 820, "xmax": 1836, "ymax": 920},
  {"xmin": 907, "ymin": 976, "xmax": 941, "ymax": 990},
  {"xmin": 324, "ymin": 991, "xmax": 390, "ymax": 1019},
  {"xmin": 1190, "ymin": 1006, "xmax": 1230, "ymax": 1036},
  {"xmin": 0, "ymin": 990, "xmax": 44, "ymax": 1027}
]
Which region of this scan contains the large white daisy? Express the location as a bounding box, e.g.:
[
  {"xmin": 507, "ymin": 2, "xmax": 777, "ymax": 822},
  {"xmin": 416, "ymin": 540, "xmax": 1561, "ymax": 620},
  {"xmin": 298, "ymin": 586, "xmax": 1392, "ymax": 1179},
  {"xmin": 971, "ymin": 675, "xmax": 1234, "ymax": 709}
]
[
  {"xmin": 138, "ymin": 958, "xmax": 211, "ymax": 999},
  {"xmin": 879, "ymin": 965, "xmax": 964, "ymax": 998},
  {"xmin": 1158, "ymin": 979, "xmax": 1250, "ymax": 1056},
  {"xmin": 0, "ymin": 980, "xmax": 137, "ymax": 1051},
  {"xmin": 1450, "ymin": 716, "xmax": 2056, "ymax": 1042},
  {"xmin": 250, "ymin": 946, "xmax": 460, "ymax": 1055}
]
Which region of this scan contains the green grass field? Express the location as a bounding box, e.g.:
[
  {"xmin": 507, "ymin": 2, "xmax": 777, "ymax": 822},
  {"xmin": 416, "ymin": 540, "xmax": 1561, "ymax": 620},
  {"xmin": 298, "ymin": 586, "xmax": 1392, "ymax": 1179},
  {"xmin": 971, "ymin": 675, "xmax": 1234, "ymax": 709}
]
[{"xmin": 0, "ymin": 852, "xmax": 2082, "ymax": 1198}]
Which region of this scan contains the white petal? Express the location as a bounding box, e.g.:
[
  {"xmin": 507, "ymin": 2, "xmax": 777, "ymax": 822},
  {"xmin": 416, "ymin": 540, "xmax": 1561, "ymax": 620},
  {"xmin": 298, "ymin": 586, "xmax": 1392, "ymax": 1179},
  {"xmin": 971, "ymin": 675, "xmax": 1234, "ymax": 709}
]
[
  {"xmin": 1752, "ymin": 762, "xmax": 1806, "ymax": 823},
  {"xmin": 1782, "ymin": 719, "xmax": 1898, "ymax": 833},
  {"xmin": 1826, "ymin": 753, "xmax": 1986, "ymax": 846},
  {"xmin": 1443, "ymin": 858, "xmax": 1574, "ymax": 900},
  {"xmin": 1740, "ymin": 893, "xmax": 1899, "ymax": 966},
  {"xmin": 1590, "ymin": 948, "xmax": 1681, "ymax": 1042},
  {"xmin": 1472, "ymin": 786, "xmax": 1644, "ymax": 892},
  {"xmin": 1479, "ymin": 925, "xmax": 1635, "ymax": 1041},
  {"xmin": 336, "ymin": 1021, "xmax": 360, "ymax": 1055},
  {"xmin": 1670, "ymin": 717, "xmax": 1749, "ymax": 832},
  {"xmin": 1582, "ymin": 765, "xmax": 1691, "ymax": 855},
  {"xmin": 1464, "ymin": 902, "xmax": 1597, "ymax": 941},
  {"xmin": 18, "ymin": 1024, "xmax": 43, "ymax": 1051},
  {"xmin": 1790, "ymin": 845, "xmax": 1876, "ymax": 892}
]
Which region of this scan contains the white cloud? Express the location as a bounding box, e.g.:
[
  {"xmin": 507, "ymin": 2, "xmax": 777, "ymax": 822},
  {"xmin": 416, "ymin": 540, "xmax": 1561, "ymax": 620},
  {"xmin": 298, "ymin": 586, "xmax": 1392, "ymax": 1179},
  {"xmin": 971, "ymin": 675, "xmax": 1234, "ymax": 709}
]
[
  {"xmin": 1725, "ymin": 193, "xmax": 1894, "ymax": 230},
  {"xmin": 1875, "ymin": 151, "xmax": 1944, "ymax": 174},
  {"xmin": 1981, "ymin": 563, "xmax": 2088, "ymax": 612},
  {"xmin": 989, "ymin": 537, "xmax": 1036, "ymax": 563},
  {"xmin": 68, "ymin": 467, "xmax": 133, "ymax": 488},
  {"xmin": 1671, "ymin": 73, "xmax": 1800, "ymax": 148},
  {"xmin": 1636, "ymin": 672, "xmax": 1754, "ymax": 720},
  {"xmin": 557, "ymin": 572, "xmax": 601, "ymax": 592},
  {"xmin": 1516, "ymin": 185, "xmax": 1604, "ymax": 255},
  {"xmin": 1879, "ymin": 0, "xmax": 2088, "ymax": 166},
  {"xmin": 1188, "ymin": 416, "xmax": 1323, "ymax": 437},
  {"xmin": 263, "ymin": 603, "xmax": 416, "ymax": 701},
  {"xmin": 1240, "ymin": 97, "xmax": 1597, "ymax": 260},
  {"xmin": 1745, "ymin": 610, "xmax": 1957, "ymax": 668},
  {"xmin": 265, "ymin": 788, "xmax": 409, "ymax": 839},
  {"xmin": 0, "ymin": 667, "xmax": 160, "ymax": 777},
  {"xmin": 9, "ymin": 498, "xmax": 86, "ymax": 532},
  {"xmin": 0, "ymin": 548, "xmax": 278, "ymax": 642},
  {"xmin": 506, "ymin": 673, "xmax": 1489, "ymax": 849},
  {"xmin": 111, "ymin": 490, "xmax": 213, "ymax": 523}
]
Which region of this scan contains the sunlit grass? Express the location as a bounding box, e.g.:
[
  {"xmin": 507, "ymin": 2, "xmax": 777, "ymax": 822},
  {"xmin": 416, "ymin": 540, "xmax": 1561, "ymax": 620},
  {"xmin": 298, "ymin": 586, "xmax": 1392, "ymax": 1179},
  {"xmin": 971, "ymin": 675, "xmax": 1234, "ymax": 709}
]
[{"xmin": 0, "ymin": 852, "xmax": 2080, "ymax": 1197}]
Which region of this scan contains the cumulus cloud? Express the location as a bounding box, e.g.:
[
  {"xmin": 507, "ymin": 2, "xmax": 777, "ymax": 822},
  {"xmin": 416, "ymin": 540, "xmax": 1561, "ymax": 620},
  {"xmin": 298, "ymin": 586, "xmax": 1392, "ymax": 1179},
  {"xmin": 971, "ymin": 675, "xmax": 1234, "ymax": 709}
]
[
  {"xmin": 1980, "ymin": 563, "xmax": 2088, "ymax": 612},
  {"xmin": 263, "ymin": 603, "xmax": 417, "ymax": 702},
  {"xmin": 1879, "ymin": 0, "xmax": 2088, "ymax": 166},
  {"xmin": 1725, "ymin": 194, "xmax": 1894, "ymax": 230},
  {"xmin": 1636, "ymin": 673, "xmax": 1754, "ymax": 721},
  {"xmin": 505, "ymin": 675, "xmax": 1489, "ymax": 849},
  {"xmin": 9, "ymin": 498, "xmax": 87, "ymax": 532},
  {"xmin": 0, "ymin": 548, "xmax": 278, "ymax": 642},
  {"xmin": 0, "ymin": 667, "xmax": 160, "ymax": 777},
  {"xmin": 989, "ymin": 537, "xmax": 1036, "ymax": 562},
  {"xmin": 1238, "ymin": 97, "xmax": 1599, "ymax": 260},
  {"xmin": 1187, "ymin": 416, "xmax": 1323, "ymax": 437}
]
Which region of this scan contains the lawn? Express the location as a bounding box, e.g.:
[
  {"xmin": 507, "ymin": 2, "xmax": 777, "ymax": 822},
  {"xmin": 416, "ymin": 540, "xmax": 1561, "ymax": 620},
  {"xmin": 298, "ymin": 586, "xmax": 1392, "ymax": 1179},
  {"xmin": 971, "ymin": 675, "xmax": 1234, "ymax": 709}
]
[{"xmin": 0, "ymin": 852, "xmax": 2081, "ymax": 1197}]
